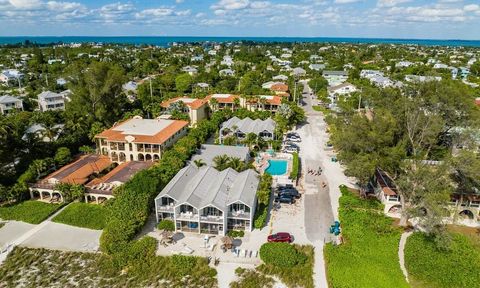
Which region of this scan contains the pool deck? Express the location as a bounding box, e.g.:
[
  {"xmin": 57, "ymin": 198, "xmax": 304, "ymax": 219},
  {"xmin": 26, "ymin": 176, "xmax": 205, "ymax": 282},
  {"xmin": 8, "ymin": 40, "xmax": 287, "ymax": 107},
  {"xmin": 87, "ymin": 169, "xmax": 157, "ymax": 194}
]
[{"xmin": 255, "ymin": 152, "xmax": 293, "ymax": 177}]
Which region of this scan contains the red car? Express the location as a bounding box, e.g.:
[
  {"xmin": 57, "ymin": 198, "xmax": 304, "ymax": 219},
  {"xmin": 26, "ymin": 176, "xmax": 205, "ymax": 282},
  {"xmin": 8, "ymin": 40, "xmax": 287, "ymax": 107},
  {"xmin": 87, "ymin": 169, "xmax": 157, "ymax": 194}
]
[{"xmin": 267, "ymin": 232, "xmax": 293, "ymax": 243}]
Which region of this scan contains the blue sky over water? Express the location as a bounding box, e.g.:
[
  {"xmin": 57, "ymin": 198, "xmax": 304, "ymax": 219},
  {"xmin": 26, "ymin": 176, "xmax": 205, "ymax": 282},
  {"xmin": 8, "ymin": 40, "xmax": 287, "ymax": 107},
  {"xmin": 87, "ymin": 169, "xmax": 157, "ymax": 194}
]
[{"xmin": 1, "ymin": 0, "xmax": 479, "ymax": 39}]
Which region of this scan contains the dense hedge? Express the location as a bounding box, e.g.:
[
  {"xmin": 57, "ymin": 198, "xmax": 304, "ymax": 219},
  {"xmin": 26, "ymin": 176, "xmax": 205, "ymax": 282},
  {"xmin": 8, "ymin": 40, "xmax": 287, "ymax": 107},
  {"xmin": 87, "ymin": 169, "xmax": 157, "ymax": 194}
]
[
  {"xmin": 260, "ymin": 242, "xmax": 307, "ymax": 268},
  {"xmin": 52, "ymin": 202, "xmax": 107, "ymax": 230},
  {"xmin": 324, "ymin": 185, "xmax": 409, "ymax": 288},
  {"xmin": 157, "ymin": 219, "xmax": 175, "ymax": 231},
  {"xmin": 289, "ymin": 152, "xmax": 299, "ymax": 180},
  {"xmin": 253, "ymin": 173, "xmax": 272, "ymax": 229},
  {"xmin": 100, "ymin": 111, "xmax": 227, "ymax": 256},
  {"xmin": 405, "ymin": 232, "xmax": 480, "ymax": 288}
]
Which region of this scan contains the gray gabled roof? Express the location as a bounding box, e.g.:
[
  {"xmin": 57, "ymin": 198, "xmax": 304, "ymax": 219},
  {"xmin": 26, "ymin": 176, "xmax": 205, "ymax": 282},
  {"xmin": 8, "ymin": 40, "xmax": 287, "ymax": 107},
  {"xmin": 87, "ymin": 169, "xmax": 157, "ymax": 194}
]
[
  {"xmin": 155, "ymin": 164, "xmax": 259, "ymax": 211},
  {"xmin": 0, "ymin": 95, "xmax": 21, "ymax": 104},
  {"xmin": 221, "ymin": 117, "xmax": 276, "ymax": 135}
]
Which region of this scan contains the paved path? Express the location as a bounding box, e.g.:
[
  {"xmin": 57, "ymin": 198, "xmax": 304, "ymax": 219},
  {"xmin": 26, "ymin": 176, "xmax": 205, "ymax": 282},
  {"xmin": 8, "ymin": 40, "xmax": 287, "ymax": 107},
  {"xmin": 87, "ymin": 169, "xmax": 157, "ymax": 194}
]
[{"xmin": 398, "ymin": 231, "xmax": 413, "ymax": 283}]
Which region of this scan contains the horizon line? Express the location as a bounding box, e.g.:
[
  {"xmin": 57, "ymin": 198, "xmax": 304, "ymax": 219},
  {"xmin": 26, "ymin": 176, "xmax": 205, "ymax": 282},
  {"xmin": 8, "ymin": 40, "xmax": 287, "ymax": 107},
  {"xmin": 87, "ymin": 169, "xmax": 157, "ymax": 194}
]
[{"xmin": 0, "ymin": 35, "xmax": 479, "ymax": 42}]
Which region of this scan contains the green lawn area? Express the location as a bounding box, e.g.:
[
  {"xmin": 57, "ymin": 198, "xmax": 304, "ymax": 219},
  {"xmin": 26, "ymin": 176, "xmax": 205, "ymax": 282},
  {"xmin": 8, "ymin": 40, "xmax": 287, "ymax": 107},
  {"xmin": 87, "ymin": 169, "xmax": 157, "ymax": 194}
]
[
  {"xmin": 324, "ymin": 186, "xmax": 409, "ymax": 288},
  {"xmin": 0, "ymin": 201, "xmax": 62, "ymax": 224},
  {"xmin": 405, "ymin": 232, "xmax": 480, "ymax": 288},
  {"xmin": 52, "ymin": 202, "xmax": 107, "ymax": 230}
]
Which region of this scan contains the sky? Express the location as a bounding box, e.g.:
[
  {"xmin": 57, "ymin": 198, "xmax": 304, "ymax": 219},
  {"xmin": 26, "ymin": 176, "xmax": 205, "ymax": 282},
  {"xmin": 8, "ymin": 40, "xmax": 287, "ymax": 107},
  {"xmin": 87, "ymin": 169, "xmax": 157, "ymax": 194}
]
[{"xmin": 0, "ymin": 0, "xmax": 479, "ymax": 39}]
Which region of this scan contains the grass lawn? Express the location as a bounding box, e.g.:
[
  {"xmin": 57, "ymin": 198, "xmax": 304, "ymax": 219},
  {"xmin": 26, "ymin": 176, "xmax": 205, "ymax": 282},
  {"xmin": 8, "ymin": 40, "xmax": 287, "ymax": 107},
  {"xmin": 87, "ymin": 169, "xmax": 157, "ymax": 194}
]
[
  {"xmin": 0, "ymin": 201, "xmax": 62, "ymax": 224},
  {"xmin": 405, "ymin": 232, "xmax": 480, "ymax": 288},
  {"xmin": 52, "ymin": 202, "xmax": 107, "ymax": 230},
  {"xmin": 324, "ymin": 186, "xmax": 409, "ymax": 288}
]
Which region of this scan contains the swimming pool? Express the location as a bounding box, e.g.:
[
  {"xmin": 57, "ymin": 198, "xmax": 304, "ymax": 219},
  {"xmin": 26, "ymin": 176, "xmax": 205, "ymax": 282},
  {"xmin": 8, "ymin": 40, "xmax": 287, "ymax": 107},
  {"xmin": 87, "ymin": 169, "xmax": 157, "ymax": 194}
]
[{"xmin": 265, "ymin": 160, "xmax": 288, "ymax": 176}]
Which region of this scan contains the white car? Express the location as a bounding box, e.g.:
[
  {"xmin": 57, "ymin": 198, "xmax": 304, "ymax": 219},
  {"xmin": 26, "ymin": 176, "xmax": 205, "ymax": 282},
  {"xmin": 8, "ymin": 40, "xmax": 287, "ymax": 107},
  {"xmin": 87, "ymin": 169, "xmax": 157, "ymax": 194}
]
[
  {"xmin": 286, "ymin": 135, "xmax": 301, "ymax": 142},
  {"xmin": 283, "ymin": 146, "xmax": 298, "ymax": 153}
]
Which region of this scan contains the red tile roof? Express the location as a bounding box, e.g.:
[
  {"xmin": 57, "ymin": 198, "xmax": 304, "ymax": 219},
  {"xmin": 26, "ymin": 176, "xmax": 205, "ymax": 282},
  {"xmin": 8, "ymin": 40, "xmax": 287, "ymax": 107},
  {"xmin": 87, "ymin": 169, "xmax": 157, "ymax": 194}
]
[
  {"xmin": 95, "ymin": 118, "xmax": 189, "ymax": 145},
  {"xmin": 160, "ymin": 97, "xmax": 208, "ymax": 110},
  {"xmin": 205, "ymin": 94, "xmax": 240, "ymax": 104},
  {"xmin": 270, "ymin": 83, "xmax": 289, "ymax": 92}
]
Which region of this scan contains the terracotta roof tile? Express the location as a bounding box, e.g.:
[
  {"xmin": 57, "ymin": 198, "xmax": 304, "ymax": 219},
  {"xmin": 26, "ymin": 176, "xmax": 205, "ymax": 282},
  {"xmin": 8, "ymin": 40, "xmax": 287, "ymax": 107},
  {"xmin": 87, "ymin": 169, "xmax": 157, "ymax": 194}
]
[
  {"xmin": 160, "ymin": 97, "xmax": 208, "ymax": 110},
  {"xmin": 270, "ymin": 83, "xmax": 289, "ymax": 92}
]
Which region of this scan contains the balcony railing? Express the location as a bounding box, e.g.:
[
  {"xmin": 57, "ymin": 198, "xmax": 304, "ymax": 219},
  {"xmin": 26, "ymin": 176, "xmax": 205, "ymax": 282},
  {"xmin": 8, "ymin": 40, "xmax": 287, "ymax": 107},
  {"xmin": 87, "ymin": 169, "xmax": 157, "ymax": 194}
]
[
  {"xmin": 200, "ymin": 215, "xmax": 224, "ymax": 223},
  {"xmin": 29, "ymin": 183, "xmax": 56, "ymax": 190},
  {"xmin": 176, "ymin": 212, "xmax": 199, "ymax": 221},
  {"xmin": 157, "ymin": 205, "xmax": 175, "ymax": 212},
  {"xmin": 228, "ymin": 211, "xmax": 251, "ymax": 219}
]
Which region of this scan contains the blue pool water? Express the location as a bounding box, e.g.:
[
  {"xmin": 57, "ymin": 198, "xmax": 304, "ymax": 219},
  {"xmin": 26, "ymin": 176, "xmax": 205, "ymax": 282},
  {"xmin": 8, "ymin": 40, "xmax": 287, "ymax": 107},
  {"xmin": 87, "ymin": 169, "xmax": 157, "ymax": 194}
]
[{"xmin": 265, "ymin": 160, "xmax": 288, "ymax": 176}]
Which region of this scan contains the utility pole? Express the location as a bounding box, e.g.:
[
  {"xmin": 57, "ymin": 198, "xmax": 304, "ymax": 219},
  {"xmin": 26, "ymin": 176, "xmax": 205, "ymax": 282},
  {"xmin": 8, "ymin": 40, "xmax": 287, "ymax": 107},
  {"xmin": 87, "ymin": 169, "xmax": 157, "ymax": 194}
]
[{"xmin": 293, "ymin": 79, "xmax": 297, "ymax": 103}]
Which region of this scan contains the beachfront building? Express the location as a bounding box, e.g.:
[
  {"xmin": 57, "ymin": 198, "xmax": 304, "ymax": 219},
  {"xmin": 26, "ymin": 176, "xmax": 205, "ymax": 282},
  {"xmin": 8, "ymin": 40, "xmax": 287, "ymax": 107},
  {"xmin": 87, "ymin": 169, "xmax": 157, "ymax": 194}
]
[
  {"xmin": 29, "ymin": 154, "xmax": 112, "ymax": 202},
  {"xmin": 154, "ymin": 164, "xmax": 259, "ymax": 235},
  {"xmin": 38, "ymin": 90, "xmax": 70, "ymax": 112},
  {"xmin": 85, "ymin": 161, "xmax": 154, "ymax": 204},
  {"xmin": 0, "ymin": 95, "xmax": 23, "ymax": 115},
  {"xmin": 160, "ymin": 97, "xmax": 209, "ymax": 126},
  {"xmin": 205, "ymin": 94, "xmax": 240, "ymax": 111},
  {"xmin": 95, "ymin": 117, "xmax": 189, "ymax": 163},
  {"xmin": 219, "ymin": 117, "xmax": 276, "ymax": 144}
]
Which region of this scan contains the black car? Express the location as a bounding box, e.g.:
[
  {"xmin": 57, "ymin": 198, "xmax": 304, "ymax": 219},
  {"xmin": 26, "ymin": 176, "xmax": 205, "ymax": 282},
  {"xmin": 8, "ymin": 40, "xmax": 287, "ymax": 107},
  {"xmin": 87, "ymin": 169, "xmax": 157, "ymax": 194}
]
[
  {"xmin": 274, "ymin": 195, "xmax": 295, "ymax": 204},
  {"xmin": 277, "ymin": 184, "xmax": 294, "ymax": 189},
  {"xmin": 287, "ymin": 132, "xmax": 300, "ymax": 138},
  {"xmin": 278, "ymin": 189, "xmax": 301, "ymax": 199}
]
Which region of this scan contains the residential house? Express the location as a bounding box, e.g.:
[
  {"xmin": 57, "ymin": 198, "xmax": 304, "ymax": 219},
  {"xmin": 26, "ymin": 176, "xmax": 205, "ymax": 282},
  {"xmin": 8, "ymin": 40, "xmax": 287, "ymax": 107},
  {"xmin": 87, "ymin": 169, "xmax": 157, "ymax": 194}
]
[
  {"xmin": 154, "ymin": 164, "xmax": 259, "ymax": 235},
  {"xmin": 190, "ymin": 144, "xmax": 250, "ymax": 167},
  {"xmin": 309, "ymin": 63, "xmax": 325, "ymax": 71},
  {"xmin": 95, "ymin": 117, "xmax": 189, "ymax": 163},
  {"xmin": 219, "ymin": 69, "xmax": 235, "ymax": 77},
  {"xmin": 245, "ymin": 95, "xmax": 282, "ymax": 113},
  {"xmin": 22, "ymin": 124, "xmax": 64, "ymax": 142},
  {"xmin": 221, "ymin": 55, "xmax": 234, "ymax": 67},
  {"xmin": 182, "ymin": 66, "xmax": 198, "ymax": 76},
  {"xmin": 0, "ymin": 69, "xmax": 24, "ymax": 86},
  {"xmin": 205, "ymin": 94, "xmax": 240, "ymax": 111},
  {"xmin": 29, "ymin": 154, "xmax": 112, "ymax": 202},
  {"xmin": 160, "ymin": 97, "xmax": 209, "ymax": 125},
  {"xmin": 405, "ymin": 75, "xmax": 442, "ymax": 83},
  {"xmin": 272, "ymin": 75, "xmax": 289, "ymax": 81},
  {"xmin": 292, "ymin": 67, "xmax": 306, "ymax": 77},
  {"xmin": 219, "ymin": 117, "xmax": 276, "ymax": 143},
  {"xmin": 370, "ymin": 168, "xmax": 401, "ymax": 215},
  {"xmin": 396, "ymin": 61, "xmax": 414, "ymax": 68},
  {"xmin": 38, "ymin": 90, "xmax": 69, "ymax": 111},
  {"xmin": 322, "ymin": 70, "xmax": 348, "ymax": 86},
  {"xmin": 85, "ymin": 161, "xmax": 154, "ymax": 204},
  {"xmin": 327, "ymin": 83, "xmax": 357, "ymax": 107},
  {"xmin": 0, "ymin": 95, "xmax": 23, "ymax": 115}
]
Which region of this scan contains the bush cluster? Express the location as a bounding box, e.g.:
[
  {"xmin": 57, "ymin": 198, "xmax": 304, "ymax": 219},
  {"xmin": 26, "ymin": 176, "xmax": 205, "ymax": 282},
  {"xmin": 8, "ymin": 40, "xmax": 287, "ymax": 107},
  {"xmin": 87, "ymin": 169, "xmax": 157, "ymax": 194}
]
[
  {"xmin": 289, "ymin": 152, "xmax": 299, "ymax": 180},
  {"xmin": 157, "ymin": 219, "xmax": 175, "ymax": 231},
  {"xmin": 259, "ymin": 242, "xmax": 307, "ymax": 268},
  {"xmin": 227, "ymin": 230, "xmax": 245, "ymax": 238},
  {"xmin": 253, "ymin": 173, "xmax": 272, "ymax": 229}
]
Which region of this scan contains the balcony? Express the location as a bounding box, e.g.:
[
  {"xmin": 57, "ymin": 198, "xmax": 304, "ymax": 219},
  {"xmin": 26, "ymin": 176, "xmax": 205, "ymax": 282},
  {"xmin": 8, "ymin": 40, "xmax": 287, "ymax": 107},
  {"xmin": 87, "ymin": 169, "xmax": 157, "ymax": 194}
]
[
  {"xmin": 200, "ymin": 215, "xmax": 224, "ymax": 223},
  {"xmin": 157, "ymin": 205, "xmax": 175, "ymax": 212},
  {"xmin": 176, "ymin": 212, "xmax": 199, "ymax": 221},
  {"xmin": 228, "ymin": 211, "xmax": 251, "ymax": 219},
  {"xmin": 29, "ymin": 182, "xmax": 56, "ymax": 190}
]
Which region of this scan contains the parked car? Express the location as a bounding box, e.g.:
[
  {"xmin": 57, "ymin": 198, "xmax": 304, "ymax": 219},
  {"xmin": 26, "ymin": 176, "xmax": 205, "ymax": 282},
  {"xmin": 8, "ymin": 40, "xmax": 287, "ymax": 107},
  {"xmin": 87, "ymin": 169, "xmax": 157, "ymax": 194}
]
[
  {"xmin": 286, "ymin": 135, "xmax": 301, "ymax": 142},
  {"xmin": 284, "ymin": 141, "xmax": 299, "ymax": 149},
  {"xmin": 274, "ymin": 195, "xmax": 295, "ymax": 204},
  {"xmin": 267, "ymin": 232, "xmax": 293, "ymax": 243},
  {"xmin": 278, "ymin": 189, "xmax": 300, "ymax": 199},
  {"xmin": 283, "ymin": 146, "xmax": 298, "ymax": 153},
  {"xmin": 287, "ymin": 132, "xmax": 300, "ymax": 138},
  {"xmin": 278, "ymin": 183, "xmax": 294, "ymax": 189}
]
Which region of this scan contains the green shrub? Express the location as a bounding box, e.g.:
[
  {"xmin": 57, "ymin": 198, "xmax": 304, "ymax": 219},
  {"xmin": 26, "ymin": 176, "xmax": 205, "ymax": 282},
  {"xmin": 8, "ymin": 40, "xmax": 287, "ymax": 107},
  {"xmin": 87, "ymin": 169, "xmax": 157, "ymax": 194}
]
[
  {"xmin": 171, "ymin": 255, "xmax": 197, "ymax": 276},
  {"xmin": 253, "ymin": 204, "xmax": 268, "ymax": 229},
  {"xmin": 230, "ymin": 267, "xmax": 274, "ymax": 288},
  {"xmin": 52, "ymin": 202, "xmax": 106, "ymax": 230},
  {"xmin": 157, "ymin": 219, "xmax": 175, "ymax": 231},
  {"xmin": 289, "ymin": 152, "xmax": 299, "ymax": 180},
  {"xmin": 254, "ymin": 173, "xmax": 272, "ymax": 229},
  {"xmin": 260, "ymin": 242, "xmax": 307, "ymax": 268},
  {"xmin": 405, "ymin": 232, "xmax": 480, "ymax": 288},
  {"xmin": 227, "ymin": 230, "xmax": 245, "ymax": 238},
  {"xmin": 0, "ymin": 201, "xmax": 62, "ymax": 224},
  {"xmin": 324, "ymin": 186, "xmax": 408, "ymax": 288}
]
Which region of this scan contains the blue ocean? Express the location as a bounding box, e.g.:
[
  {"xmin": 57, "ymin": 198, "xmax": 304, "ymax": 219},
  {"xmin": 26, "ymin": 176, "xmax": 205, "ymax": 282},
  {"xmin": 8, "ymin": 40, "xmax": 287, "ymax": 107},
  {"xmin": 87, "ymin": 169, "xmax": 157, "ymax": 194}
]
[{"xmin": 0, "ymin": 36, "xmax": 479, "ymax": 47}]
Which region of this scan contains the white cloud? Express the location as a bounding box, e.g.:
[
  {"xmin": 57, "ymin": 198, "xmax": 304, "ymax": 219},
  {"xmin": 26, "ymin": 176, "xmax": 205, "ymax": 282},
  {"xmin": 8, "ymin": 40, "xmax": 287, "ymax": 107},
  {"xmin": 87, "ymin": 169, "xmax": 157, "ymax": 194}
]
[
  {"xmin": 377, "ymin": 0, "xmax": 412, "ymax": 8},
  {"xmin": 334, "ymin": 0, "xmax": 360, "ymax": 3},
  {"xmin": 211, "ymin": 0, "xmax": 250, "ymax": 10},
  {"xmin": 464, "ymin": 4, "xmax": 479, "ymax": 12},
  {"xmin": 8, "ymin": 0, "xmax": 42, "ymax": 9},
  {"xmin": 46, "ymin": 1, "xmax": 85, "ymax": 12}
]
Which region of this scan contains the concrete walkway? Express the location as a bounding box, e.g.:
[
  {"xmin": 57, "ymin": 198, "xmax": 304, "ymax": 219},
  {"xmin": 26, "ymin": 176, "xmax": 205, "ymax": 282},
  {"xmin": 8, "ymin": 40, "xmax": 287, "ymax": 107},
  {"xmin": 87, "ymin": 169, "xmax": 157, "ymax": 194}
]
[{"xmin": 398, "ymin": 231, "xmax": 413, "ymax": 283}]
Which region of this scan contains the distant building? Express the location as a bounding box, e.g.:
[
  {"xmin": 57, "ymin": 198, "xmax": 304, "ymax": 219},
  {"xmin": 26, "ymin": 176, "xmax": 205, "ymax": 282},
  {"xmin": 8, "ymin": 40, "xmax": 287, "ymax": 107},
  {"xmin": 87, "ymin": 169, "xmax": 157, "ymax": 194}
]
[
  {"xmin": 322, "ymin": 70, "xmax": 348, "ymax": 86},
  {"xmin": 0, "ymin": 95, "xmax": 23, "ymax": 115},
  {"xmin": 160, "ymin": 97, "xmax": 209, "ymax": 125},
  {"xmin": 0, "ymin": 69, "xmax": 24, "ymax": 86},
  {"xmin": 38, "ymin": 90, "xmax": 69, "ymax": 112},
  {"xmin": 309, "ymin": 63, "xmax": 325, "ymax": 71},
  {"xmin": 219, "ymin": 117, "xmax": 276, "ymax": 143},
  {"xmin": 405, "ymin": 75, "xmax": 442, "ymax": 83},
  {"xmin": 95, "ymin": 117, "xmax": 189, "ymax": 163},
  {"xmin": 292, "ymin": 67, "xmax": 307, "ymax": 77},
  {"xmin": 219, "ymin": 69, "xmax": 235, "ymax": 77}
]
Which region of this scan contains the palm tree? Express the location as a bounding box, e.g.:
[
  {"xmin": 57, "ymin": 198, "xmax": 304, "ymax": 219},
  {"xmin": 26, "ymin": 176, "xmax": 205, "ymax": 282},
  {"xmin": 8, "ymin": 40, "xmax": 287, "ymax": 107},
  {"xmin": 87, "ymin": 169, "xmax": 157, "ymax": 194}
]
[
  {"xmin": 193, "ymin": 159, "xmax": 206, "ymax": 168},
  {"xmin": 243, "ymin": 132, "xmax": 258, "ymax": 150},
  {"xmin": 259, "ymin": 97, "xmax": 267, "ymax": 111},
  {"xmin": 227, "ymin": 157, "xmax": 246, "ymax": 172},
  {"xmin": 233, "ymin": 97, "xmax": 240, "ymax": 111},
  {"xmin": 213, "ymin": 154, "xmax": 230, "ymax": 171},
  {"xmin": 209, "ymin": 97, "xmax": 219, "ymax": 111}
]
